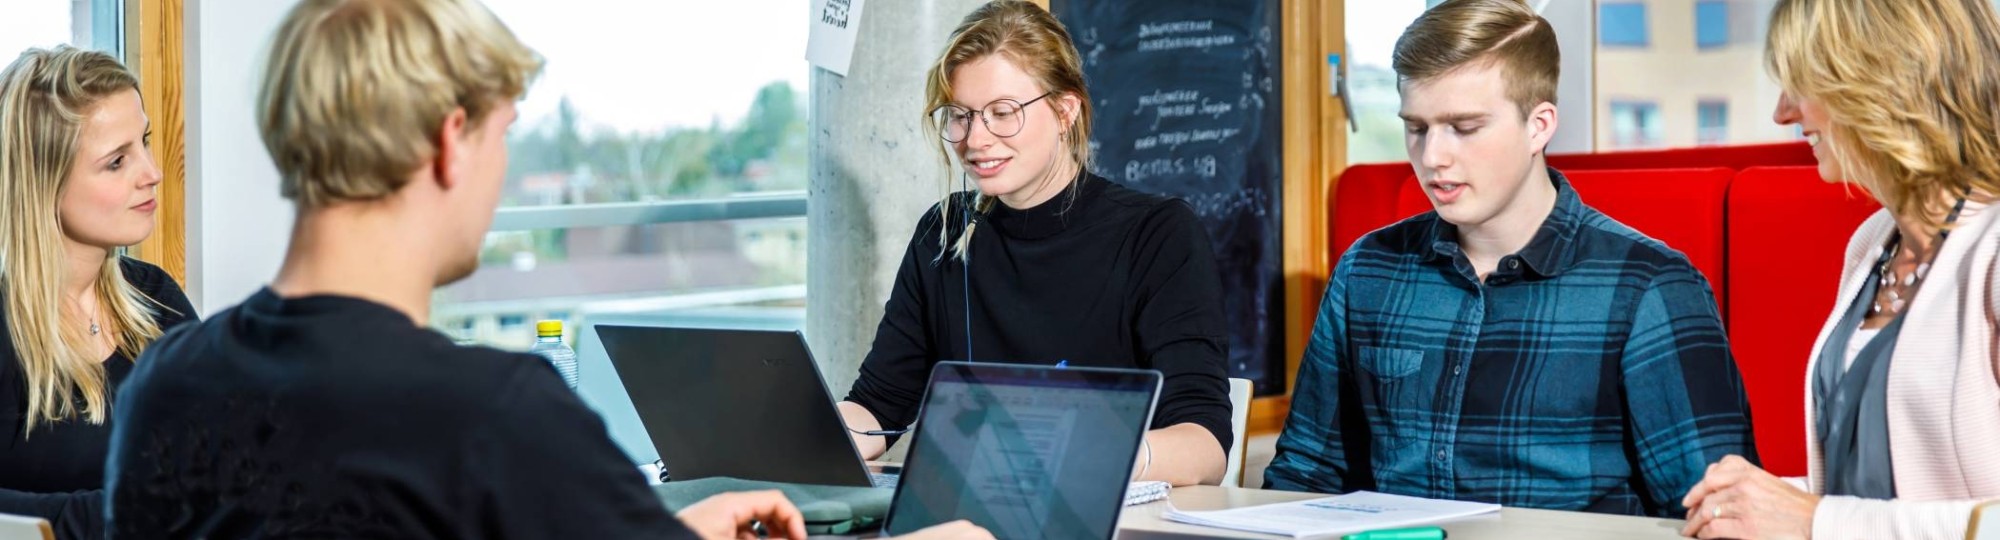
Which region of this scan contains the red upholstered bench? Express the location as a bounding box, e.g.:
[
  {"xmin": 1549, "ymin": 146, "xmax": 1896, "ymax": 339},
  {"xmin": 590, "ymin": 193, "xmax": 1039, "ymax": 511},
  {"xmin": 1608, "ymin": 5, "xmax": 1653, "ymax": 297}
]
[
  {"xmin": 1547, "ymin": 141, "xmax": 1816, "ymax": 171},
  {"xmin": 1327, "ymin": 142, "xmax": 1814, "ymax": 264},
  {"xmin": 1329, "ymin": 162, "xmax": 1418, "ymax": 256},
  {"xmin": 1725, "ymin": 166, "xmax": 1881, "ymax": 476},
  {"xmin": 1384, "ymin": 168, "xmax": 1732, "ymax": 311},
  {"xmin": 1316, "ymin": 148, "xmax": 1852, "ymax": 479}
]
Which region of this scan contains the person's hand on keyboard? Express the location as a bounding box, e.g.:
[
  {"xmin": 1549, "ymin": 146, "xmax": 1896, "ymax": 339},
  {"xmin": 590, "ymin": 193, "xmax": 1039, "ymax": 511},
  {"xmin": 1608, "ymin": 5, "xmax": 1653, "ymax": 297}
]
[
  {"xmin": 894, "ymin": 520, "xmax": 996, "ymax": 539},
  {"xmin": 674, "ymin": 490, "xmax": 807, "ymax": 540}
]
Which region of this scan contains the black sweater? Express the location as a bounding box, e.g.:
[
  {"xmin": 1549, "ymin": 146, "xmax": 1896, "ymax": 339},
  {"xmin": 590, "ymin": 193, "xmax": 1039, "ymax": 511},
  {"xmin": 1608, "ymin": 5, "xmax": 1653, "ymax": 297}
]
[
  {"xmin": 105, "ymin": 289, "xmax": 695, "ymax": 539},
  {"xmin": 846, "ymin": 173, "xmax": 1235, "ymax": 453},
  {"xmin": 0, "ymin": 258, "xmax": 196, "ymax": 540}
]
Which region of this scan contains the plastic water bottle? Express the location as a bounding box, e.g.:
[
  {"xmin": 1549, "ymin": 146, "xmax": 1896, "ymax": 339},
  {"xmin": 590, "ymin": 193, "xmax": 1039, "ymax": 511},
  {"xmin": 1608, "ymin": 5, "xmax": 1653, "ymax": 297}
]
[{"xmin": 529, "ymin": 320, "xmax": 579, "ymax": 389}]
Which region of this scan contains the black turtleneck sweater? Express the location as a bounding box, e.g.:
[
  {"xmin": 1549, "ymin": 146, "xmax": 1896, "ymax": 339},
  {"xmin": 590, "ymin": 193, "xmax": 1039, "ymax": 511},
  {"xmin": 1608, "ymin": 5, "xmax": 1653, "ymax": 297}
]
[{"xmin": 846, "ymin": 173, "xmax": 1234, "ymax": 453}]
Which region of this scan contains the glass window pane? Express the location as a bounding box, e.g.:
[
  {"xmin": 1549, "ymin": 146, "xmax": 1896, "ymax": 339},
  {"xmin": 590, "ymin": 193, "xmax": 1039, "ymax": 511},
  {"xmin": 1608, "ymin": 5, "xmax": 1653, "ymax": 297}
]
[
  {"xmin": 1597, "ymin": 0, "xmax": 1794, "ymax": 150},
  {"xmin": 1696, "ymin": 99, "xmax": 1728, "ymax": 145},
  {"xmin": 435, "ymin": 218, "xmax": 806, "ymax": 349},
  {"xmin": 1342, "ymin": 1, "xmax": 1431, "ymax": 164},
  {"xmin": 481, "ymin": 0, "xmax": 809, "ymax": 208},
  {"xmin": 1696, "ymin": 1, "xmax": 1729, "ymax": 49},
  {"xmin": 1599, "ymin": 3, "xmax": 1650, "ymax": 47},
  {"xmin": 0, "ymin": 0, "xmax": 116, "ymax": 57},
  {"xmin": 1608, "ymin": 100, "xmax": 1662, "ymax": 149},
  {"xmin": 437, "ymin": 1, "xmax": 812, "ymax": 348}
]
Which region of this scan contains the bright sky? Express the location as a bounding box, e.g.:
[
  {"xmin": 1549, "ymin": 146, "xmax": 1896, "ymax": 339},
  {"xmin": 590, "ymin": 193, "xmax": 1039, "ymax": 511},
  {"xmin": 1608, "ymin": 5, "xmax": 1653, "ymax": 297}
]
[
  {"xmin": 1344, "ymin": 1, "xmax": 1428, "ymax": 69},
  {"xmin": 0, "ymin": 1, "xmax": 83, "ymax": 61},
  {"xmin": 483, "ymin": 0, "xmax": 812, "ymax": 134},
  {"xmin": 2, "ymin": 0, "xmax": 811, "ymax": 136}
]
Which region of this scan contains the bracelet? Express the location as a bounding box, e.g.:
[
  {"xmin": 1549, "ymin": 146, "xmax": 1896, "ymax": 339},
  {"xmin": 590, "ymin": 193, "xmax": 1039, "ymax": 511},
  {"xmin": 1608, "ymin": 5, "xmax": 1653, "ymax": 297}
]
[{"xmin": 1136, "ymin": 437, "xmax": 1153, "ymax": 481}]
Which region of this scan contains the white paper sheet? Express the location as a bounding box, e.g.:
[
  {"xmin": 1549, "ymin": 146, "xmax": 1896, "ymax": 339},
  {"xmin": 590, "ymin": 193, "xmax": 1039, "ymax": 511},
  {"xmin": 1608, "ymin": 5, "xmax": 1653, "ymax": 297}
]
[
  {"xmin": 1163, "ymin": 491, "xmax": 1500, "ymax": 538},
  {"xmin": 805, "ymin": 0, "xmax": 867, "ymax": 76}
]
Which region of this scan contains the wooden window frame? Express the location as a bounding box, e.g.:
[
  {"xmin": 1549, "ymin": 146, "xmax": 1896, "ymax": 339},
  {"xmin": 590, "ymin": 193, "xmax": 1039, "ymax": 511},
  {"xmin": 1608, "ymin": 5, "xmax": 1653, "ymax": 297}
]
[
  {"xmin": 1252, "ymin": 0, "xmax": 1342, "ymax": 435},
  {"xmin": 127, "ymin": 0, "xmax": 187, "ymax": 284}
]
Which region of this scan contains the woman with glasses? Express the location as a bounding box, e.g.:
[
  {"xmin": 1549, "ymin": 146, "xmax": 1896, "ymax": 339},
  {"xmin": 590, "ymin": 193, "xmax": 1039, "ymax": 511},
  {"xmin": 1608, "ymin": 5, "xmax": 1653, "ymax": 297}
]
[{"xmin": 834, "ymin": 0, "xmax": 1233, "ymax": 487}]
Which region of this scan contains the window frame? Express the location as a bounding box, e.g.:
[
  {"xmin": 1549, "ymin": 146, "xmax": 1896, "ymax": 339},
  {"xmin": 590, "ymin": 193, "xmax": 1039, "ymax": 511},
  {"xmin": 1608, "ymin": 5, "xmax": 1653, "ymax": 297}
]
[
  {"xmin": 487, "ymin": 194, "xmax": 806, "ymax": 232},
  {"xmin": 128, "ymin": 0, "xmax": 188, "ymax": 284}
]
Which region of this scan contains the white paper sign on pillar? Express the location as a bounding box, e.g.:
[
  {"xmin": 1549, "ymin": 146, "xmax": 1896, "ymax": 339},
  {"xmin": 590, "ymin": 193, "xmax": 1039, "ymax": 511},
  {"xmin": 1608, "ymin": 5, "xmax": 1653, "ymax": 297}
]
[{"xmin": 806, "ymin": 0, "xmax": 867, "ymax": 76}]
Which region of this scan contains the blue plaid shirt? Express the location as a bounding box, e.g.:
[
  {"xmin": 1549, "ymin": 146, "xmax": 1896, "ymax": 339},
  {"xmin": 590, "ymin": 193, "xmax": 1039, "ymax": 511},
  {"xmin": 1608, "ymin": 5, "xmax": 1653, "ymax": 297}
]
[{"xmin": 1265, "ymin": 169, "xmax": 1757, "ymax": 517}]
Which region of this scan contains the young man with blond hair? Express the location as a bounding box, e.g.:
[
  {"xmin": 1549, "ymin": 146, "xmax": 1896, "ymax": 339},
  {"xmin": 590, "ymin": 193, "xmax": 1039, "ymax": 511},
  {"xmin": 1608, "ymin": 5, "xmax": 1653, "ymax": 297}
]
[
  {"xmin": 97, "ymin": 1, "xmax": 991, "ymax": 538},
  {"xmin": 1263, "ymin": 0, "xmax": 1756, "ymax": 518}
]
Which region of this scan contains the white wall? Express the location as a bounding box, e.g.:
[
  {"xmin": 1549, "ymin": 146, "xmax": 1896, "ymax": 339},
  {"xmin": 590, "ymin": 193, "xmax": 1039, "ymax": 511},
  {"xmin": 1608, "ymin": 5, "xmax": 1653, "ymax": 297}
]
[
  {"xmin": 184, "ymin": 0, "xmax": 299, "ymax": 315},
  {"xmin": 1541, "ymin": 0, "xmax": 1595, "ymax": 154}
]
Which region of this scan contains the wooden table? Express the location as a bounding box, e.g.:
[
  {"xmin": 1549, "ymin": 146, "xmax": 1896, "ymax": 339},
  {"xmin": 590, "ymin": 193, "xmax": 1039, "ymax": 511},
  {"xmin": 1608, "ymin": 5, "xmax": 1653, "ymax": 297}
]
[{"xmin": 1114, "ymin": 486, "xmax": 1691, "ymax": 539}]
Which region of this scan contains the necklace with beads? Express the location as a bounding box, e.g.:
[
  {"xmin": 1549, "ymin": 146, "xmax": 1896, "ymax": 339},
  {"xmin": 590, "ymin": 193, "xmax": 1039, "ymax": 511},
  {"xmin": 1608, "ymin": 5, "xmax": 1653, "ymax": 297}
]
[{"xmin": 1869, "ymin": 197, "xmax": 1966, "ymax": 317}]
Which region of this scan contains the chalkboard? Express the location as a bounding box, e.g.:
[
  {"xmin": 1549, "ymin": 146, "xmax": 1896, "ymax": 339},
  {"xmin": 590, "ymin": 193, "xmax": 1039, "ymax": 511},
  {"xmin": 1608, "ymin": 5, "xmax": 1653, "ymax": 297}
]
[{"xmin": 1054, "ymin": 0, "xmax": 1285, "ymax": 395}]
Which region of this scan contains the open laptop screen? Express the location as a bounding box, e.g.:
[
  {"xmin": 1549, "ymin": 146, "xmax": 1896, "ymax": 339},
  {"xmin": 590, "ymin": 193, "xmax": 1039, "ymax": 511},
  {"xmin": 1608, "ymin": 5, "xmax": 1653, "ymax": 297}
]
[{"xmin": 885, "ymin": 362, "xmax": 1160, "ymax": 539}]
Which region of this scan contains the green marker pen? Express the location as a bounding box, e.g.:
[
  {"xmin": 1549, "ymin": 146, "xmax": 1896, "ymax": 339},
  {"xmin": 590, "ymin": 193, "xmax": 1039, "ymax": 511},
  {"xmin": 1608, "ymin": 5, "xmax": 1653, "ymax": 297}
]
[{"xmin": 1341, "ymin": 526, "xmax": 1446, "ymax": 540}]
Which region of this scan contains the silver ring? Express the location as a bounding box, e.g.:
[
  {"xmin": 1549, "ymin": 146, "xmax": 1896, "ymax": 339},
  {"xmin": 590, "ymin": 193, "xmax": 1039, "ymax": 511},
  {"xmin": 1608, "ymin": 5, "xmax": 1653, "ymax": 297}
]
[{"xmin": 1711, "ymin": 505, "xmax": 1724, "ymax": 519}]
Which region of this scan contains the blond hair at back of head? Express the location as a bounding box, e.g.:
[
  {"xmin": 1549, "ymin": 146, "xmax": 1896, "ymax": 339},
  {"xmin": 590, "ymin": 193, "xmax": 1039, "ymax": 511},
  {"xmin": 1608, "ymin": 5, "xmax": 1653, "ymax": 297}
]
[
  {"xmin": 922, "ymin": 0, "xmax": 1093, "ymax": 261},
  {"xmin": 0, "ymin": 46, "xmax": 169, "ymax": 434},
  {"xmin": 1392, "ymin": 0, "xmax": 1560, "ymax": 119},
  {"xmin": 1766, "ymin": 0, "xmax": 2000, "ymax": 229},
  {"xmin": 259, "ymin": 0, "xmax": 543, "ymax": 209}
]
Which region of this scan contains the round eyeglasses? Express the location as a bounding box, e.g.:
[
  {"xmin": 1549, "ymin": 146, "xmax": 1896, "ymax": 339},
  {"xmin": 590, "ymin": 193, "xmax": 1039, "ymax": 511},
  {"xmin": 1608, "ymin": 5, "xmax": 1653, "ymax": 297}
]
[{"xmin": 930, "ymin": 92, "xmax": 1055, "ymax": 143}]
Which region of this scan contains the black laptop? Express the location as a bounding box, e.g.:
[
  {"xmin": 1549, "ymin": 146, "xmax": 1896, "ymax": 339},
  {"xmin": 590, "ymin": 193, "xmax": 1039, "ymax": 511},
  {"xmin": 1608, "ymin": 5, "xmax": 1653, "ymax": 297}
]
[
  {"xmin": 595, "ymin": 325, "xmax": 893, "ymax": 488},
  {"xmin": 882, "ymin": 362, "xmax": 1162, "ymax": 539}
]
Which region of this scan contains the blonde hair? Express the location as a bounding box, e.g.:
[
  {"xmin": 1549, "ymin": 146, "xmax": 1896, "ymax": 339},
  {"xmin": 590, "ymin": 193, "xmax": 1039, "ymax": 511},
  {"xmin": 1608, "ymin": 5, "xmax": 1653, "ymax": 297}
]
[
  {"xmin": 923, "ymin": 0, "xmax": 1093, "ymax": 260},
  {"xmin": 1765, "ymin": 0, "xmax": 2000, "ymax": 228},
  {"xmin": 259, "ymin": 0, "xmax": 543, "ymax": 209},
  {"xmin": 0, "ymin": 46, "xmax": 167, "ymax": 433},
  {"xmin": 1392, "ymin": 0, "xmax": 1560, "ymax": 118}
]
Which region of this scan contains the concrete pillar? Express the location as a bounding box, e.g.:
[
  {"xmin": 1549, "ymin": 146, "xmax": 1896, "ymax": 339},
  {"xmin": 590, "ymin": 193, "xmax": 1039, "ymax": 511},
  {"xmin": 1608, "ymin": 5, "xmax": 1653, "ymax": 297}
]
[{"xmin": 808, "ymin": 0, "xmax": 986, "ymax": 398}]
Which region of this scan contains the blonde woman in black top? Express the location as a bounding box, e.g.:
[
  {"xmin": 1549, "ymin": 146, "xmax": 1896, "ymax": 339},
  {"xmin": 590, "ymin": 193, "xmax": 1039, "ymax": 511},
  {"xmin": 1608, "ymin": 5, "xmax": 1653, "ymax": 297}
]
[{"xmin": 0, "ymin": 46, "xmax": 196, "ymax": 540}]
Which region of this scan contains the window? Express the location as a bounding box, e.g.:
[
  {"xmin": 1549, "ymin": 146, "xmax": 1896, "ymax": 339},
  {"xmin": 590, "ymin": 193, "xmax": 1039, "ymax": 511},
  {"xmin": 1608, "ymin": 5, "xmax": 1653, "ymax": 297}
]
[
  {"xmin": 0, "ymin": 0, "xmax": 120, "ymax": 59},
  {"xmin": 433, "ymin": 0, "xmax": 809, "ymax": 349},
  {"xmin": 1342, "ymin": 0, "xmax": 1431, "ymax": 164},
  {"xmin": 1350, "ymin": 0, "xmax": 1795, "ymax": 157},
  {"xmin": 496, "ymin": 314, "xmax": 528, "ymax": 330},
  {"xmin": 1696, "ymin": 1, "xmax": 1730, "ymax": 49},
  {"xmin": 1609, "ymin": 100, "xmax": 1662, "ymax": 149},
  {"xmin": 1599, "ymin": 3, "xmax": 1650, "ymax": 48},
  {"xmin": 1597, "ymin": 0, "xmax": 1794, "ymax": 149},
  {"xmin": 1697, "ymin": 100, "xmax": 1729, "ymax": 146}
]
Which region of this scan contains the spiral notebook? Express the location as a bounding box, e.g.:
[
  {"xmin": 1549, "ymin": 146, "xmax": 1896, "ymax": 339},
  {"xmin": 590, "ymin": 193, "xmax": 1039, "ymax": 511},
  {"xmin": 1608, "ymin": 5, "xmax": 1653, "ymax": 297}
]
[{"xmin": 1124, "ymin": 481, "xmax": 1172, "ymax": 506}]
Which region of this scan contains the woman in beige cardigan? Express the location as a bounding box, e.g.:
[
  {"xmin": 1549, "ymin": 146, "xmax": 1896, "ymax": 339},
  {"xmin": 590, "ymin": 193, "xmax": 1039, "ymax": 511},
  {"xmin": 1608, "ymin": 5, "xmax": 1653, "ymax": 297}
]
[{"xmin": 1679, "ymin": 1, "xmax": 2000, "ymax": 539}]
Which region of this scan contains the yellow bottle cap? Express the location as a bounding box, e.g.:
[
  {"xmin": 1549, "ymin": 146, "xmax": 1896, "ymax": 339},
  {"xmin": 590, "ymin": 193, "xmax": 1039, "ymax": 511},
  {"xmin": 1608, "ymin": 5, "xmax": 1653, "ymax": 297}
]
[{"xmin": 536, "ymin": 320, "xmax": 563, "ymax": 337}]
